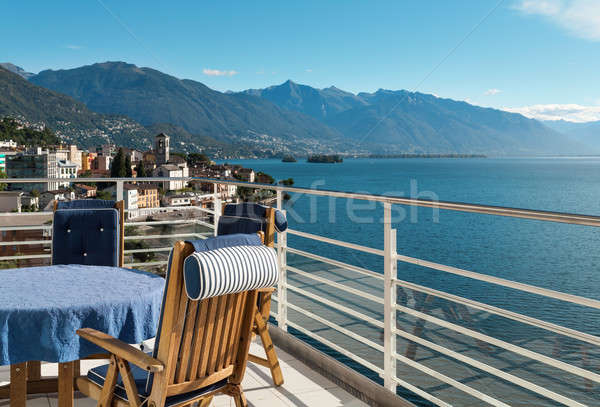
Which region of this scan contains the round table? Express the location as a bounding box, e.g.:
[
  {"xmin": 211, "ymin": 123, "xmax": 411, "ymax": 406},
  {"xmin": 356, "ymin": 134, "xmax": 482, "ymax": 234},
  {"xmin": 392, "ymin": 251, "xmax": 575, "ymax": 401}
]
[{"xmin": 0, "ymin": 264, "xmax": 165, "ymax": 407}]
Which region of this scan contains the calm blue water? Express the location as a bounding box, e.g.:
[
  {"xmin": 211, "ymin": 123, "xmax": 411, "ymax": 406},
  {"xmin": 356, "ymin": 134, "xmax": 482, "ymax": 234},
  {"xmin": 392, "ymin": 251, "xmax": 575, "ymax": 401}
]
[{"xmin": 220, "ymin": 157, "xmax": 600, "ymax": 404}]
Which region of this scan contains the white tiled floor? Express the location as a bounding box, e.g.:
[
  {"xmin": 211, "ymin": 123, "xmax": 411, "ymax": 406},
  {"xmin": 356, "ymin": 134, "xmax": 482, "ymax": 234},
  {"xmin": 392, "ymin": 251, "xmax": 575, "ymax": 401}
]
[{"xmin": 0, "ymin": 340, "xmax": 367, "ymax": 407}]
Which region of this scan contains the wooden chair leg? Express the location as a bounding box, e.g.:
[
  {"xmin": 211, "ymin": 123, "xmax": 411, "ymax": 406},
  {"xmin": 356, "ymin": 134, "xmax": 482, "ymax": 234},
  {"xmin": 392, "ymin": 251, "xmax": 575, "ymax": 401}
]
[
  {"xmin": 116, "ymin": 358, "xmax": 142, "ymax": 407},
  {"xmin": 227, "ymin": 384, "xmax": 247, "ymax": 407},
  {"xmin": 58, "ymin": 362, "xmax": 75, "ymax": 407},
  {"xmin": 253, "ymin": 310, "xmax": 284, "ymax": 386},
  {"xmin": 199, "ymin": 395, "xmax": 213, "ymax": 407},
  {"xmin": 98, "ymin": 356, "xmax": 119, "ymax": 407},
  {"xmin": 27, "ymin": 361, "xmax": 41, "ymax": 380},
  {"xmin": 10, "ymin": 363, "xmax": 27, "ymax": 407}
]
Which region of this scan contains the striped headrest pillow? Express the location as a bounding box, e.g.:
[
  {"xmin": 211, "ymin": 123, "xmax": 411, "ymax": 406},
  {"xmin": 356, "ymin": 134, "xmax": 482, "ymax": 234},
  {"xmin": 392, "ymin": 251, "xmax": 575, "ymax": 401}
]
[{"xmin": 183, "ymin": 245, "xmax": 279, "ymax": 300}]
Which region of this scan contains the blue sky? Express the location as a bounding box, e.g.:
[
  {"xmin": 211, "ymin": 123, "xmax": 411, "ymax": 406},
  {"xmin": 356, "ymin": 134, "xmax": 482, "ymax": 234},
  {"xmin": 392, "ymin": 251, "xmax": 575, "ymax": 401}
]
[{"xmin": 2, "ymin": 0, "xmax": 600, "ymax": 121}]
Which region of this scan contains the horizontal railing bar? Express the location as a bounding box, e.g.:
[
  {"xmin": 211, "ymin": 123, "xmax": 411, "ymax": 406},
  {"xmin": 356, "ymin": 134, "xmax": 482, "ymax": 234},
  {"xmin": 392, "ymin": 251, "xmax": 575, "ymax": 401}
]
[
  {"xmin": 125, "ymin": 219, "xmax": 202, "ymax": 227},
  {"xmin": 124, "ymin": 247, "xmax": 172, "ymax": 254},
  {"xmin": 0, "ymin": 225, "xmax": 51, "ymax": 231},
  {"xmin": 395, "ymin": 303, "xmax": 600, "ymax": 383},
  {"xmin": 393, "ymin": 329, "xmax": 587, "ymax": 407},
  {"xmin": 3, "ymin": 176, "xmax": 600, "ymax": 226},
  {"xmin": 125, "ymin": 205, "xmax": 210, "ymax": 212},
  {"xmin": 287, "ymin": 229, "xmax": 385, "ymax": 256},
  {"xmin": 124, "ymin": 233, "xmax": 204, "ymax": 241},
  {"xmin": 394, "ymin": 351, "xmax": 510, "ymax": 407},
  {"xmin": 393, "ymin": 278, "xmax": 600, "ymax": 347},
  {"xmin": 195, "ymin": 219, "xmax": 214, "ymax": 229},
  {"xmin": 286, "ymin": 283, "xmax": 384, "ymax": 328},
  {"xmin": 287, "ymin": 247, "xmax": 384, "ymax": 280},
  {"xmin": 286, "ymin": 302, "xmax": 384, "ymax": 352},
  {"xmin": 395, "ymin": 253, "xmax": 600, "ymax": 310},
  {"xmin": 0, "ymin": 212, "xmax": 52, "ymax": 217},
  {"xmin": 286, "ymin": 320, "xmax": 385, "ymax": 375},
  {"xmin": 0, "ymin": 254, "xmax": 50, "ymax": 261},
  {"xmin": 126, "ymin": 261, "xmax": 168, "ymax": 267},
  {"xmin": 286, "ymin": 265, "xmax": 384, "ymax": 304},
  {"xmin": 391, "ymin": 376, "xmax": 453, "ymax": 407},
  {"xmin": 0, "ymin": 240, "xmax": 51, "ymax": 246}
]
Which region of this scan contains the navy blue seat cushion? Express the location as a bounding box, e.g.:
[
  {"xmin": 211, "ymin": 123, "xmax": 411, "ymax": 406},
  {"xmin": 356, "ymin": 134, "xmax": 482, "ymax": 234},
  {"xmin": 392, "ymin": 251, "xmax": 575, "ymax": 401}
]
[
  {"xmin": 187, "ymin": 233, "xmax": 262, "ymax": 252},
  {"xmin": 56, "ymin": 199, "xmax": 116, "ymax": 209},
  {"xmin": 87, "ymin": 355, "xmax": 226, "ymax": 404},
  {"xmin": 52, "ymin": 208, "xmax": 119, "ymax": 267},
  {"xmin": 217, "ymin": 203, "xmax": 287, "ymax": 235}
]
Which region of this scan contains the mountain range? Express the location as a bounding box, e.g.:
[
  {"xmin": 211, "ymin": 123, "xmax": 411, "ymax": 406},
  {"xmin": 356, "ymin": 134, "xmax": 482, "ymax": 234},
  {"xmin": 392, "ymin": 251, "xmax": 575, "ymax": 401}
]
[
  {"xmin": 30, "ymin": 62, "xmax": 345, "ymax": 156},
  {"xmin": 543, "ymin": 120, "xmax": 600, "ymax": 151},
  {"xmin": 0, "ymin": 65, "xmax": 150, "ymax": 149},
  {"xmin": 0, "ymin": 61, "xmax": 595, "ymax": 156}
]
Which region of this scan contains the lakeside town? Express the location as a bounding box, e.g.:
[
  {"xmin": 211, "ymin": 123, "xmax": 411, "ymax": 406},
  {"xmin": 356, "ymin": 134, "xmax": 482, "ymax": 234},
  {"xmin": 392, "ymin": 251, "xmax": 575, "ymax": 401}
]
[{"xmin": 0, "ymin": 132, "xmax": 277, "ymax": 215}]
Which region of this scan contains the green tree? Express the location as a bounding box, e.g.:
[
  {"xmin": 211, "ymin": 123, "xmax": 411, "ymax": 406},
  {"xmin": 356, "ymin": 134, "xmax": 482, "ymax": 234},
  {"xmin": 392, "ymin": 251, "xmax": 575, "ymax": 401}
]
[
  {"xmin": 187, "ymin": 152, "xmax": 210, "ymax": 166},
  {"xmin": 0, "ymin": 169, "xmax": 7, "ymax": 191},
  {"xmin": 125, "ymin": 154, "xmax": 133, "ymax": 177},
  {"xmin": 96, "ymin": 190, "xmax": 112, "ymax": 200},
  {"xmin": 279, "ymin": 178, "xmax": 294, "ymax": 186},
  {"xmin": 135, "ymin": 161, "xmax": 147, "ymax": 177},
  {"xmin": 110, "ymin": 148, "xmax": 126, "ymax": 178}
]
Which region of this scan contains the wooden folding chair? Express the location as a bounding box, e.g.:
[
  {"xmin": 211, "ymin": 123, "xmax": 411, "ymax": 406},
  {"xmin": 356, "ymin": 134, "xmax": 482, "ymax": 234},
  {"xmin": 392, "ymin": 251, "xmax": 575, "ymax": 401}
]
[
  {"xmin": 75, "ymin": 241, "xmax": 264, "ymax": 407},
  {"xmin": 218, "ymin": 203, "xmax": 284, "ymax": 386}
]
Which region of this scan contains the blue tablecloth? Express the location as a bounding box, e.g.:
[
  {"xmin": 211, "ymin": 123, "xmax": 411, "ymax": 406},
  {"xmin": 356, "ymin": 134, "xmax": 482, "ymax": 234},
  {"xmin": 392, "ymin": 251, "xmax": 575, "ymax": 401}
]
[{"xmin": 0, "ymin": 265, "xmax": 165, "ymax": 365}]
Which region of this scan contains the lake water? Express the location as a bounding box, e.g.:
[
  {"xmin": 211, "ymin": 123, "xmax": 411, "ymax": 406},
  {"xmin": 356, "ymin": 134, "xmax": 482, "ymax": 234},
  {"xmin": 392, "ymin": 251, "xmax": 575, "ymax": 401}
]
[{"xmin": 220, "ymin": 157, "xmax": 600, "ymax": 406}]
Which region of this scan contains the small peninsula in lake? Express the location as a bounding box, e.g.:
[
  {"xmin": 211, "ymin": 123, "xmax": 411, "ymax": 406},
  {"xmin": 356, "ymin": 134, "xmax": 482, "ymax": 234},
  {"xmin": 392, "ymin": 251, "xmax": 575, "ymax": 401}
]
[
  {"xmin": 307, "ymin": 154, "xmax": 343, "ymax": 163},
  {"xmin": 282, "ymin": 155, "xmax": 297, "ymax": 162}
]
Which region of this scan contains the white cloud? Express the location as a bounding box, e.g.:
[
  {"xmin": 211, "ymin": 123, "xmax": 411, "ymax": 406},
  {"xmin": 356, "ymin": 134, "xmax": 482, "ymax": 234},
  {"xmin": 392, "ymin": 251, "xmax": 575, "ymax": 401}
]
[
  {"xmin": 65, "ymin": 44, "xmax": 83, "ymax": 50},
  {"xmin": 305, "ymin": 68, "xmax": 313, "ymax": 72},
  {"xmin": 504, "ymin": 103, "xmax": 600, "ymax": 122},
  {"xmin": 202, "ymin": 68, "xmax": 238, "ymax": 77},
  {"xmin": 514, "ymin": 0, "xmax": 600, "ymax": 41},
  {"xmin": 484, "ymin": 88, "xmax": 502, "ymax": 96}
]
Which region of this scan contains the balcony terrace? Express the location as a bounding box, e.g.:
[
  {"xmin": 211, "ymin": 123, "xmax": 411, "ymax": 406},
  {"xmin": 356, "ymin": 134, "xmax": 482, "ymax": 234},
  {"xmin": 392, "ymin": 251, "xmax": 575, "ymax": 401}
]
[{"xmin": 1, "ymin": 176, "xmax": 600, "ymax": 407}]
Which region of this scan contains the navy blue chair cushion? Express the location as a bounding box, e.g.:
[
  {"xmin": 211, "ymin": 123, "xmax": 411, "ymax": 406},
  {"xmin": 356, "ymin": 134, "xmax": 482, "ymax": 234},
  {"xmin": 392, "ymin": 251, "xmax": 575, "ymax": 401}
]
[
  {"xmin": 56, "ymin": 199, "xmax": 116, "ymax": 209},
  {"xmin": 187, "ymin": 233, "xmax": 262, "ymax": 252},
  {"xmin": 87, "ymin": 356, "xmax": 226, "ymax": 405},
  {"xmin": 52, "ymin": 208, "xmax": 119, "ymax": 267},
  {"xmin": 217, "ymin": 203, "xmax": 287, "ymax": 235}
]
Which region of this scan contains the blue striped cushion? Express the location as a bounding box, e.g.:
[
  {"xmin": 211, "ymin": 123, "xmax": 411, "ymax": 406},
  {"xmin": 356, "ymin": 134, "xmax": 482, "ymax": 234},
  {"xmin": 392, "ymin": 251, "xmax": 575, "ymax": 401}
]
[{"xmin": 183, "ymin": 245, "xmax": 278, "ymax": 300}]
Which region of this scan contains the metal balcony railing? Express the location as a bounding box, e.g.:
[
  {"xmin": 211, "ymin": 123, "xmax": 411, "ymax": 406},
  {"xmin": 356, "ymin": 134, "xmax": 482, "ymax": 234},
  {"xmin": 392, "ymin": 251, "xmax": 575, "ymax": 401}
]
[{"xmin": 1, "ymin": 176, "xmax": 599, "ymax": 406}]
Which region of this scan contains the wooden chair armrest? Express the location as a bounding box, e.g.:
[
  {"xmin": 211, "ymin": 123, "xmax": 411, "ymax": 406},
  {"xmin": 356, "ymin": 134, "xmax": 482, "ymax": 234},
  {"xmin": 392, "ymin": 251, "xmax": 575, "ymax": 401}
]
[{"xmin": 77, "ymin": 328, "xmax": 164, "ymax": 372}]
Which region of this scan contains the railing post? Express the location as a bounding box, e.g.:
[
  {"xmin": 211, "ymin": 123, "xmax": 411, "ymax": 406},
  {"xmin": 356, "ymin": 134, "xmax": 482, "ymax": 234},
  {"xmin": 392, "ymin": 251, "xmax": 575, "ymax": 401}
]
[
  {"xmin": 213, "ymin": 183, "xmax": 221, "ymax": 236},
  {"xmin": 116, "ymin": 180, "xmax": 124, "ymax": 202},
  {"xmin": 276, "ymin": 190, "xmax": 288, "ymax": 331},
  {"xmin": 383, "ymin": 202, "xmax": 397, "ymax": 392}
]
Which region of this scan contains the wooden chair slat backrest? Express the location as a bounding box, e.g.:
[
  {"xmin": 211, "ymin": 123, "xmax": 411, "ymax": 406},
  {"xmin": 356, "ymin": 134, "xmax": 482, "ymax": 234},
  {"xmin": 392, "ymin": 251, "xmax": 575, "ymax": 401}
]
[{"xmin": 148, "ymin": 241, "xmax": 258, "ymax": 406}]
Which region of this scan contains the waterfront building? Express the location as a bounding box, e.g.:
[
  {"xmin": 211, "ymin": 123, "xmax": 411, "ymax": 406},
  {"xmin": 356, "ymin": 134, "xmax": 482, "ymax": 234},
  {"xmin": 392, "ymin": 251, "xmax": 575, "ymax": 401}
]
[
  {"xmin": 92, "ymin": 155, "xmax": 111, "ymax": 172},
  {"xmin": 153, "ymin": 164, "xmax": 186, "ymax": 191},
  {"xmin": 73, "ymin": 183, "xmax": 97, "ymax": 198},
  {"xmin": 6, "ymin": 151, "xmax": 58, "ymax": 192},
  {"xmin": 136, "ymin": 184, "xmax": 160, "ymax": 208},
  {"xmin": 0, "ymin": 140, "xmax": 17, "ymax": 149},
  {"xmin": 57, "ymin": 160, "xmax": 78, "ymax": 187},
  {"xmin": 106, "ymin": 183, "xmax": 138, "ymax": 212},
  {"xmin": 236, "ymin": 167, "xmax": 255, "ymax": 182},
  {"xmin": 0, "ymin": 191, "xmax": 23, "ymax": 212}
]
